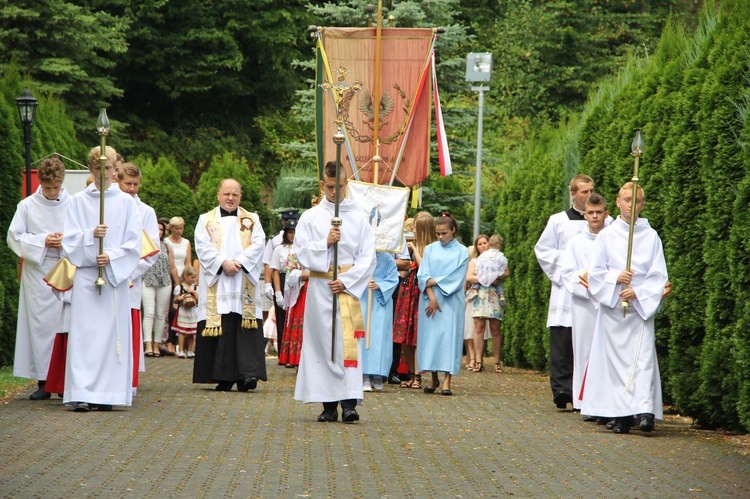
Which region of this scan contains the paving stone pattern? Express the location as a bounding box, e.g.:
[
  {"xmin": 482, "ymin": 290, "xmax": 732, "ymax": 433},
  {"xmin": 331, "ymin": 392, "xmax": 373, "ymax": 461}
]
[{"xmin": 2, "ymin": 357, "xmax": 749, "ymax": 497}]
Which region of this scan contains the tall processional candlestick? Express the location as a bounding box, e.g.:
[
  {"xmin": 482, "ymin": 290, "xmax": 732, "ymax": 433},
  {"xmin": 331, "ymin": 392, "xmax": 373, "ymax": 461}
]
[
  {"xmin": 621, "ymin": 130, "xmax": 644, "ymax": 315},
  {"xmin": 95, "ymin": 108, "xmax": 110, "ymax": 295}
]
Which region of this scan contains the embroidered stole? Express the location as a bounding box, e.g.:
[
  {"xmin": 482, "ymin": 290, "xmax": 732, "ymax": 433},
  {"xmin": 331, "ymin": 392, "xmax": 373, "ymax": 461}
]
[
  {"xmin": 309, "ymin": 265, "xmax": 364, "ymax": 368},
  {"xmin": 203, "ymin": 207, "xmax": 257, "ymax": 336}
]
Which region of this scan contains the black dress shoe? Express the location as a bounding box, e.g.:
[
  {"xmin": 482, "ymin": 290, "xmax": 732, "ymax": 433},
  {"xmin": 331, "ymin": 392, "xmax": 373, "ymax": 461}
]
[
  {"xmin": 215, "ymin": 382, "xmax": 234, "ymax": 391},
  {"xmin": 29, "ymin": 385, "xmax": 51, "ymax": 401},
  {"xmin": 73, "ymin": 402, "xmax": 90, "ymax": 412},
  {"xmin": 605, "ymin": 419, "xmax": 617, "ymax": 430},
  {"xmin": 553, "ymin": 391, "xmax": 571, "ymax": 409},
  {"xmin": 95, "ymin": 404, "xmax": 113, "ymax": 411},
  {"xmin": 237, "ymin": 377, "xmax": 258, "ymax": 392},
  {"xmin": 582, "ymin": 415, "xmax": 598, "ymax": 422},
  {"xmin": 612, "ymin": 417, "xmax": 631, "ymax": 434},
  {"xmin": 637, "ymin": 413, "xmax": 655, "ymax": 432},
  {"xmin": 596, "ymin": 417, "xmax": 609, "ymax": 425},
  {"xmin": 440, "ymin": 389, "xmax": 452, "ymax": 396},
  {"xmin": 317, "ymin": 410, "xmax": 338, "ymax": 422},
  {"xmin": 342, "ymin": 408, "xmax": 359, "ymax": 423},
  {"xmin": 387, "ymin": 373, "xmax": 401, "ymax": 385}
]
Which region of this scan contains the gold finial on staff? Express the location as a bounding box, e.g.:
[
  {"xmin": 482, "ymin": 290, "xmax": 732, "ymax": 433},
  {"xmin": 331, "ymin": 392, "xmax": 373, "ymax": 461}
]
[
  {"xmin": 95, "ymin": 108, "xmax": 110, "ymax": 295},
  {"xmin": 621, "ymin": 130, "xmax": 644, "ymax": 315}
]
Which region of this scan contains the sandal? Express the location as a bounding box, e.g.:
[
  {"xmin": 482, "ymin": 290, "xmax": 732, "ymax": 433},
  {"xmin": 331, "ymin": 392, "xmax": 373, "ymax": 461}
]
[
  {"xmin": 152, "ymin": 350, "xmax": 161, "ymax": 357},
  {"xmin": 410, "ymin": 374, "xmax": 422, "ymax": 389},
  {"xmin": 400, "ymin": 373, "xmax": 414, "ymax": 389},
  {"xmin": 466, "ymin": 360, "xmax": 476, "ymax": 371},
  {"xmin": 494, "ymin": 363, "xmax": 503, "ymax": 373},
  {"xmin": 474, "ymin": 362, "xmax": 485, "ymax": 372}
]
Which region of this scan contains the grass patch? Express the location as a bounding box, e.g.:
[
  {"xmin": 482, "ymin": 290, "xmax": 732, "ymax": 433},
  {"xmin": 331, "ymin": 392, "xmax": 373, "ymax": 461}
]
[{"xmin": 0, "ymin": 367, "xmax": 33, "ymax": 400}]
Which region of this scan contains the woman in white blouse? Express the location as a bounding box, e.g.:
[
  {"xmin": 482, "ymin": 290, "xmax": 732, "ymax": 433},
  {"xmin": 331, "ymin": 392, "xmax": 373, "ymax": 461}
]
[{"xmin": 161, "ymin": 216, "xmax": 192, "ymax": 355}]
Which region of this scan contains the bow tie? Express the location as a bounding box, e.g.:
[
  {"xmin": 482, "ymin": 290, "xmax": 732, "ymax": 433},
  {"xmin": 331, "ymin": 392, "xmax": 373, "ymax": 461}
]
[{"xmin": 220, "ymin": 208, "xmax": 238, "ymax": 217}]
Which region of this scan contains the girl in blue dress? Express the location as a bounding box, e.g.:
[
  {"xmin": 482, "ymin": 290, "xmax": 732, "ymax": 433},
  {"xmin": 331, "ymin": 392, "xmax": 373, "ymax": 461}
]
[{"xmin": 416, "ymin": 213, "xmax": 469, "ymax": 395}]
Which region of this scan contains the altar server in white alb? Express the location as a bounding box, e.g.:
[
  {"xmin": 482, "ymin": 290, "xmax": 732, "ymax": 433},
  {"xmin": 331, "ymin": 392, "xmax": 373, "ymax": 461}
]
[
  {"xmin": 580, "ymin": 182, "xmax": 668, "ymax": 434},
  {"xmin": 62, "ymin": 146, "xmax": 142, "ymax": 412},
  {"xmin": 118, "ymin": 162, "xmax": 160, "ymax": 391},
  {"xmin": 7, "ymin": 156, "xmax": 70, "ymax": 400},
  {"xmin": 560, "ymin": 193, "xmax": 608, "ymax": 413},
  {"xmin": 293, "ymin": 161, "xmax": 376, "ymax": 424},
  {"xmin": 535, "ymin": 174, "xmax": 594, "ymax": 409}
]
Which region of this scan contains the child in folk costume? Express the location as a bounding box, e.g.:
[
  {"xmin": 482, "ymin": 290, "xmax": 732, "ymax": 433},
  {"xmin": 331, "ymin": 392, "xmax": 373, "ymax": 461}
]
[
  {"xmin": 173, "ymin": 265, "xmax": 199, "ymax": 358},
  {"xmin": 263, "ymin": 311, "xmax": 277, "ymax": 357},
  {"xmin": 277, "ymin": 244, "xmax": 309, "ymax": 368},
  {"xmin": 270, "ymin": 221, "xmax": 294, "ymax": 360},
  {"xmin": 393, "ymin": 212, "xmax": 436, "ymax": 389}
]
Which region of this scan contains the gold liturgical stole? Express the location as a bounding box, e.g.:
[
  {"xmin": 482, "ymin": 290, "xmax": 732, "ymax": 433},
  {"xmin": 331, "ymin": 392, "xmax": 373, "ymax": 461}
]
[{"xmin": 202, "ymin": 207, "xmax": 258, "ymax": 336}]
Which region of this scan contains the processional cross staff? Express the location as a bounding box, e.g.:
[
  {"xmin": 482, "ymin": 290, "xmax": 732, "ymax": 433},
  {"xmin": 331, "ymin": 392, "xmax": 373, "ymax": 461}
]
[
  {"xmin": 95, "ymin": 108, "xmax": 111, "ymax": 295},
  {"xmin": 320, "ymin": 67, "xmax": 362, "ymax": 362},
  {"xmin": 621, "ymin": 130, "xmax": 644, "ymax": 316}
]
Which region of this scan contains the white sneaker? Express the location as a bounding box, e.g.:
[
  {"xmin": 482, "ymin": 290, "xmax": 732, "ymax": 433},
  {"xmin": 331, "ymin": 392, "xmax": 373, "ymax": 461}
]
[
  {"xmin": 186, "ymin": 351, "xmax": 195, "ymax": 358},
  {"xmin": 178, "ymin": 352, "xmax": 186, "ymax": 359},
  {"xmin": 372, "ymin": 376, "xmax": 384, "ymax": 391},
  {"xmin": 362, "ymin": 380, "xmax": 372, "ymax": 392}
]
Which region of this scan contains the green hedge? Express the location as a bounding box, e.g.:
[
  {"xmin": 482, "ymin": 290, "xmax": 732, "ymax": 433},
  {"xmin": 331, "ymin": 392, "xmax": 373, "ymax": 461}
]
[{"xmin": 496, "ymin": 0, "xmax": 750, "ymax": 431}]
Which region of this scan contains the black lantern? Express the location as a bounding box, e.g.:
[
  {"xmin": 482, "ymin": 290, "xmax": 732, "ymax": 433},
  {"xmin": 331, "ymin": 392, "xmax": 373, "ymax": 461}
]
[{"xmin": 16, "ymin": 88, "xmax": 38, "ymax": 197}]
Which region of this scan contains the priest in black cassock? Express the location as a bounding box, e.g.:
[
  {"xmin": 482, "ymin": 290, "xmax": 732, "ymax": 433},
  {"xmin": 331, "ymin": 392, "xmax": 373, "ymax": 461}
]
[{"xmin": 192, "ymin": 179, "xmax": 267, "ymax": 391}]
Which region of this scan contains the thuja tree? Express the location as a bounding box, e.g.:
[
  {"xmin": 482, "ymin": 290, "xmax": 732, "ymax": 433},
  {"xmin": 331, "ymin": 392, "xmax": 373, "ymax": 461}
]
[
  {"xmin": 730, "ymin": 168, "xmax": 750, "ymax": 431},
  {"xmin": 137, "ymin": 155, "xmax": 200, "ymax": 244},
  {"xmin": 656, "ymin": 10, "xmax": 716, "ymax": 419},
  {"xmin": 494, "ymin": 0, "xmax": 750, "ymax": 430},
  {"xmin": 495, "ymin": 124, "xmax": 569, "ymax": 369},
  {"xmin": 630, "ymin": 22, "xmax": 693, "ymax": 393},
  {"xmin": 0, "ymin": 0, "xmax": 129, "ymax": 135},
  {"xmin": 0, "ymin": 79, "xmax": 24, "ymax": 368},
  {"xmin": 270, "ymin": 165, "xmax": 319, "ymax": 234},
  {"xmin": 692, "ymin": 0, "xmax": 750, "ymax": 429}
]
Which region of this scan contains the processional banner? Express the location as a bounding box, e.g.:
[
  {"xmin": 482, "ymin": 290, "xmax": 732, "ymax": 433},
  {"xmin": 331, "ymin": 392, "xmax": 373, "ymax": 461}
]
[
  {"xmin": 347, "ymin": 180, "xmax": 409, "ymax": 253},
  {"xmin": 315, "ymin": 27, "xmax": 435, "ymax": 187}
]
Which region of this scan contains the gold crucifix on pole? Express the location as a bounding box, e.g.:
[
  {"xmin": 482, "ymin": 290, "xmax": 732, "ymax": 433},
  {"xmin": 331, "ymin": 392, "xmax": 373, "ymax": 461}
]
[{"xmin": 320, "ymin": 66, "xmax": 362, "ymax": 362}]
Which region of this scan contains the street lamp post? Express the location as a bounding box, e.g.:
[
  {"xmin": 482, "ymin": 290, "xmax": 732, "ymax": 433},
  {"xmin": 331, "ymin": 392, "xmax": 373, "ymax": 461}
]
[
  {"xmin": 16, "ymin": 88, "xmax": 39, "ymax": 197},
  {"xmin": 465, "ymin": 53, "xmax": 492, "ymax": 240}
]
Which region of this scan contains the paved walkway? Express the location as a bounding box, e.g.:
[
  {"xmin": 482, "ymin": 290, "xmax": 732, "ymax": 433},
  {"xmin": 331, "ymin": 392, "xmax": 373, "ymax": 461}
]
[{"xmin": 1, "ymin": 356, "xmax": 749, "ymax": 498}]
